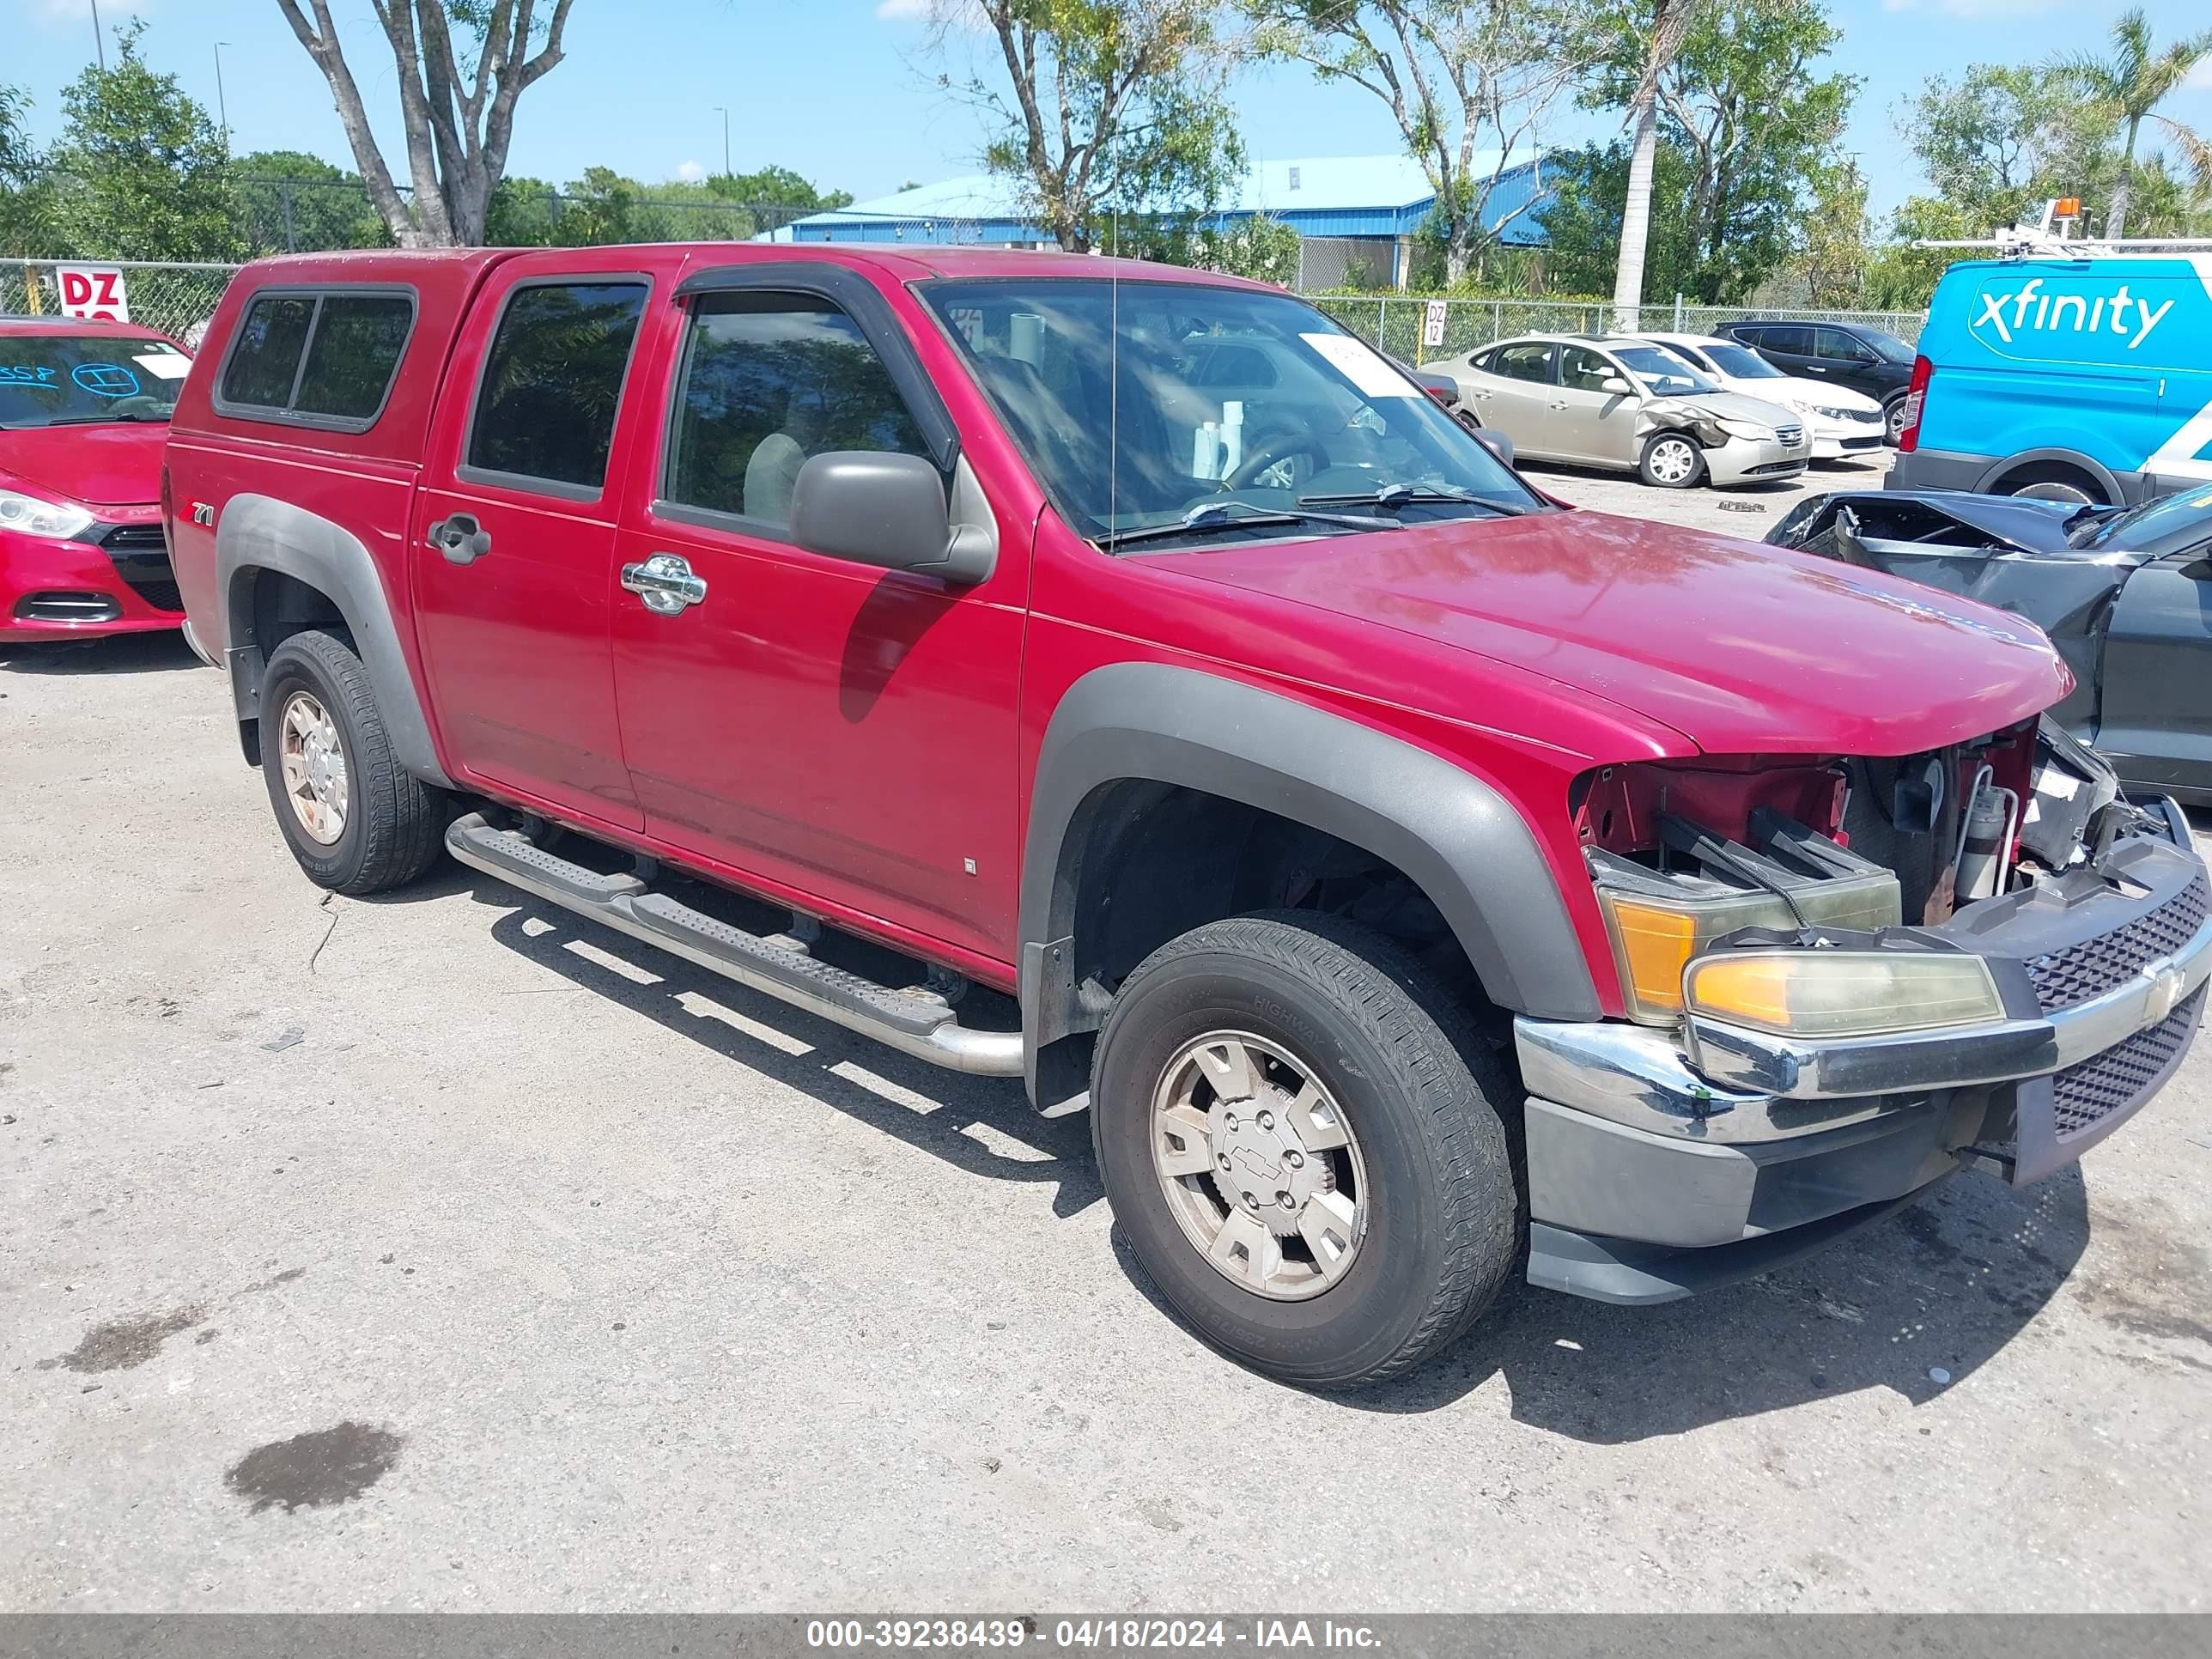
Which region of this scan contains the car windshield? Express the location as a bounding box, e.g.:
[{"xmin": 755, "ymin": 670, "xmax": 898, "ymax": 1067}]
[
  {"xmin": 1612, "ymin": 344, "xmax": 1716, "ymax": 397},
  {"xmin": 0, "ymin": 332, "xmax": 191, "ymax": 428},
  {"xmin": 1701, "ymin": 341, "xmax": 1784, "ymax": 380},
  {"xmin": 2069, "ymin": 482, "xmax": 2212, "ymax": 556},
  {"xmin": 1862, "ymin": 330, "xmax": 1916, "ymax": 365},
  {"xmin": 920, "ymin": 278, "xmax": 1540, "ymax": 545}
]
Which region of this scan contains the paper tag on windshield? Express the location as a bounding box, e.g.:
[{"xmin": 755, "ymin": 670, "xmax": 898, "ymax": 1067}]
[
  {"xmin": 132, "ymin": 352, "xmax": 190, "ymax": 380},
  {"xmin": 1301, "ymin": 332, "xmax": 1418, "ymax": 398}
]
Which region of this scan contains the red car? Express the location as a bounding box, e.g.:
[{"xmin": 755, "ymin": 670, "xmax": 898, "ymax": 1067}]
[
  {"xmin": 165, "ymin": 247, "xmax": 2207, "ymax": 1387},
  {"xmin": 0, "ymin": 317, "xmax": 192, "ymax": 642}
]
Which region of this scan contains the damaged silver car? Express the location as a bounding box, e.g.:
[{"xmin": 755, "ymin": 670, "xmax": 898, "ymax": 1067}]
[{"xmin": 1770, "ymin": 485, "xmax": 2212, "ymax": 805}]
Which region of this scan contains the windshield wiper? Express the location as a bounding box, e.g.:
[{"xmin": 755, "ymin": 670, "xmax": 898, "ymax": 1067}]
[
  {"xmin": 1300, "ymin": 483, "xmax": 1535, "ymax": 516},
  {"xmin": 1097, "ymin": 498, "xmax": 1401, "ymax": 552},
  {"xmin": 32, "ymin": 413, "xmax": 170, "ymax": 427}
]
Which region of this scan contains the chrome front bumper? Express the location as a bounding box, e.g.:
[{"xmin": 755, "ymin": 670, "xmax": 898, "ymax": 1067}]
[{"xmin": 1517, "ymin": 826, "xmax": 2209, "ymax": 1302}]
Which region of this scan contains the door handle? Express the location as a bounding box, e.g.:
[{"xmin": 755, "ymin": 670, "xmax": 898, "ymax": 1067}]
[
  {"xmin": 620, "ymin": 552, "xmax": 708, "ymax": 617},
  {"xmin": 429, "ymin": 513, "xmax": 493, "ymax": 566}
]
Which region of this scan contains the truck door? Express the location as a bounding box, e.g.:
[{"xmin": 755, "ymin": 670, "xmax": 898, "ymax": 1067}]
[
  {"xmin": 410, "ymin": 252, "xmax": 665, "ymax": 827},
  {"xmin": 2094, "ymin": 547, "xmax": 2212, "ymax": 796},
  {"xmin": 608, "ymin": 268, "xmax": 1026, "ymax": 965}
]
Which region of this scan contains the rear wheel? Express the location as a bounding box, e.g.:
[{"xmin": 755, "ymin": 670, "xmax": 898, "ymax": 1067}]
[
  {"xmin": 1996, "ymin": 464, "xmax": 2105, "ymax": 506},
  {"xmin": 1091, "ymin": 912, "xmax": 1522, "ymax": 1389},
  {"xmin": 1639, "ymin": 430, "xmax": 1705, "ymax": 489},
  {"xmin": 259, "ymin": 629, "xmax": 445, "ymax": 895},
  {"xmin": 1883, "ymin": 397, "xmax": 1909, "ymax": 445}
]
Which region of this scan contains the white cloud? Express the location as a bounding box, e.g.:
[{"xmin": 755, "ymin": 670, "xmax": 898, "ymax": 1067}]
[
  {"xmin": 2186, "ymin": 58, "xmax": 2212, "ymax": 91},
  {"xmin": 876, "ymin": 0, "xmax": 932, "ymax": 19},
  {"xmin": 675, "ymin": 159, "xmax": 708, "ymax": 183}
]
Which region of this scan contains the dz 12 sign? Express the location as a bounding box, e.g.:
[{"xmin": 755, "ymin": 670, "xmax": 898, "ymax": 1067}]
[
  {"xmin": 57, "ymin": 264, "xmax": 131, "ymax": 323},
  {"xmin": 1422, "ymin": 299, "xmax": 1449, "ymax": 349}
]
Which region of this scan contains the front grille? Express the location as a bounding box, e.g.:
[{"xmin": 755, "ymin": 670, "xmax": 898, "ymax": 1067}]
[
  {"xmin": 1774, "ymin": 423, "xmax": 1804, "ymax": 447},
  {"xmin": 1747, "ymin": 460, "xmax": 1805, "ymax": 475},
  {"xmin": 97, "ymin": 523, "xmax": 183, "ymax": 614},
  {"xmin": 2026, "ymin": 874, "xmax": 2209, "ymax": 1012},
  {"xmin": 15, "ymin": 591, "xmax": 121, "ymax": 623},
  {"xmin": 2051, "ymin": 989, "xmax": 2204, "ymax": 1139}
]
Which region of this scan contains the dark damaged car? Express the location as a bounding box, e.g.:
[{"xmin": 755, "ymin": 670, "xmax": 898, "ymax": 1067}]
[{"xmin": 1770, "ymin": 486, "xmax": 2212, "ymax": 806}]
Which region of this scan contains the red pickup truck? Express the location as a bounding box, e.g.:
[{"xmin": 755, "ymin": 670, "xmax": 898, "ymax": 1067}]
[{"xmin": 166, "ymin": 246, "xmax": 2209, "ymax": 1387}]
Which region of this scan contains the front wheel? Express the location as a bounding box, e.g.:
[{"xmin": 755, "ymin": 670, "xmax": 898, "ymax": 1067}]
[
  {"xmin": 1883, "ymin": 398, "xmax": 1909, "ymax": 445},
  {"xmin": 1091, "ymin": 912, "xmax": 1522, "ymax": 1389},
  {"xmin": 258, "ymin": 629, "xmax": 445, "ymax": 896},
  {"xmin": 1639, "ymin": 430, "xmax": 1705, "ymax": 489}
]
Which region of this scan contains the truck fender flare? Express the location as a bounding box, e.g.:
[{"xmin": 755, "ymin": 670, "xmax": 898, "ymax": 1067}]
[
  {"xmin": 216, "ymin": 493, "xmax": 454, "ymax": 789},
  {"xmin": 1975, "ymin": 447, "xmax": 2132, "ymax": 505},
  {"xmin": 1018, "ymin": 663, "xmax": 1601, "ymax": 1091}
]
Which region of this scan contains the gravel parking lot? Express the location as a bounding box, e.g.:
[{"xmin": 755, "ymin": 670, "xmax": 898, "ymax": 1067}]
[{"xmin": 4, "ymin": 464, "xmax": 2209, "ymax": 1613}]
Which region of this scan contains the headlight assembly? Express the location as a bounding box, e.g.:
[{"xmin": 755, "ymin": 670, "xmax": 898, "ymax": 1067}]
[
  {"xmin": 1592, "ymin": 868, "xmax": 1901, "ymax": 1024},
  {"xmin": 1716, "ymin": 416, "xmax": 1778, "ymax": 442},
  {"xmin": 1685, "ymin": 950, "xmax": 2005, "ymax": 1039},
  {"xmin": 0, "ymin": 489, "xmax": 96, "ymax": 541}
]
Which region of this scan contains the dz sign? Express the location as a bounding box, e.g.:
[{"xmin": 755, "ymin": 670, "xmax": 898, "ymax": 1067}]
[{"xmin": 57, "ymin": 264, "xmax": 131, "ymax": 323}]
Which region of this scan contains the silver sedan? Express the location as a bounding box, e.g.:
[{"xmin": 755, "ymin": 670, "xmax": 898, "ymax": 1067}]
[{"xmin": 1421, "ymin": 333, "xmax": 1813, "ymax": 489}]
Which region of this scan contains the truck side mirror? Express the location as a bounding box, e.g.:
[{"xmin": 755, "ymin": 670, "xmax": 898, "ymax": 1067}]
[
  {"xmin": 1473, "ymin": 427, "xmax": 1515, "ymax": 468},
  {"xmin": 789, "ymin": 452, "xmax": 995, "ymax": 585}
]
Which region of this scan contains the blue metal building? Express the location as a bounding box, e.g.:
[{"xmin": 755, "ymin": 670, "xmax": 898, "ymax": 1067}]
[{"xmin": 775, "ymin": 153, "xmax": 1550, "ymax": 289}]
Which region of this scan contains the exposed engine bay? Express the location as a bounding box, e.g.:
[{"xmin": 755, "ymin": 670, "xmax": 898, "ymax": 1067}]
[{"xmin": 1574, "ymin": 716, "xmax": 2192, "ymax": 1025}]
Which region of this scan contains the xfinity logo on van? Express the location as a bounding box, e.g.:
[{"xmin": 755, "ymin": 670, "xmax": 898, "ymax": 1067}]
[{"xmin": 1972, "ymin": 277, "xmax": 2173, "ymax": 349}]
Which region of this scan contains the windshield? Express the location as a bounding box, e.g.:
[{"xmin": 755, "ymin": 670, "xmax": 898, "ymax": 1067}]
[
  {"xmin": 1701, "ymin": 341, "xmax": 1784, "ymax": 380},
  {"xmin": 1612, "ymin": 344, "xmax": 1717, "ymax": 397},
  {"xmin": 2071, "ymin": 482, "xmax": 2212, "ymax": 556},
  {"xmin": 0, "ymin": 333, "xmax": 191, "ymax": 428},
  {"xmin": 921, "ymin": 279, "xmax": 1540, "ymax": 544},
  {"xmin": 1863, "ymin": 331, "xmax": 1916, "ymax": 366}
]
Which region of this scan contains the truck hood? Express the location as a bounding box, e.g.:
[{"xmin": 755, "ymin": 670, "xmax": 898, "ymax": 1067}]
[
  {"xmin": 1151, "ymin": 510, "xmax": 2070, "ymax": 757},
  {"xmin": 0, "ymin": 422, "xmax": 167, "ymax": 508}
]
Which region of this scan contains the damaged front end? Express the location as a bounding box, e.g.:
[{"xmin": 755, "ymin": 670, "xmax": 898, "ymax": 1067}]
[{"xmin": 1517, "ymin": 720, "xmax": 2208, "ymax": 1304}]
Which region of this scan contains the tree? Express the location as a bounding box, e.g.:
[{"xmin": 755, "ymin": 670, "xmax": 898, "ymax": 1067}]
[
  {"xmin": 231, "ymin": 149, "xmax": 392, "ymax": 253},
  {"xmin": 1601, "ymin": 0, "xmax": 1705, "ymax": 325},
  {"xmin": 1248, "ymin": 1, "xmax": 1602, "ymax": 284},
  {"xmin": 1558, "ymin": 0, "xmax": 1855, "ymax": 305},
  {"xmin": 918, "ymin": 1, "xmax": 1245, "ymax": 254},
  {"xmin": 46, "ymin": 21, "xmax": 241, "ymax": 261},
  {"xmin": 272, "ymin": 0, "xmax": 578, "ymax": 247},
  {"xmin": 2051, "ymin": 6, "xmax": 2212, "ymax": 239},
  {"xmin": 0, "ymin": 84, "xmax": 60, "ymax": 258},
  {"xmin": 1193, "ymin": 213, "xmax": 1304, "ymax": 284}
]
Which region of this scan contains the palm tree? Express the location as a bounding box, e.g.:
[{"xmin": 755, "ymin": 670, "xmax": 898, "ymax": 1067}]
[
  {"xmin": 2052, "ymin": 7, "xmax": 2212, "ymax": 240},
  {"xmin": 1612, "ymin": 0, "xmax": 1708, "ymax": 328}
]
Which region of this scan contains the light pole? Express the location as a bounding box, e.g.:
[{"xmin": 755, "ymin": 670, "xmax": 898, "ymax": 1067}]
[
  {"xmin": 90, "ymin": 0, "xmax": 106, "ymax": 70},
  {"xmin": 214, "ymin": 42, "xmax": 233, "ymax": 141},
  {"xmin": 714, "ymin": 106, "xmax": 731, "ymax": 181}
]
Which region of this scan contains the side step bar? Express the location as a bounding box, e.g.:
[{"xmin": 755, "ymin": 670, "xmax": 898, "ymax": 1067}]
[{"xmin": 446, "ymin": 812, "xmax": 1024, "ymax": 1077}]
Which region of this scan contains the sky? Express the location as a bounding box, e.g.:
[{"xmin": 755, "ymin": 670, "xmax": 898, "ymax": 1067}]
[{"xmin": 7, "ymin": 0, "xmax": 2212, "ymax": 221}]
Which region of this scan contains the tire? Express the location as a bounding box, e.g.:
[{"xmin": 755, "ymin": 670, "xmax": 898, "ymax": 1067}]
[
  {"xmin": 258, "ymin": 629, "xmax": 445, "ymax": 896},
  {"xmin": 1883, "ymin": 398, "xmax": 1908, "ymax": 445},
  {"xmin": 1638, "ymin": 430, "xmax": 1705, "ymax": 489},
  {"xmin": 1090, "ymin": 911, "xmax": 1522, "ymax": 1389}
]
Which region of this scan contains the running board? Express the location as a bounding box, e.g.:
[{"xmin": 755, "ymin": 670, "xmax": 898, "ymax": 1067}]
[{"xmin": 446, "ymin": 812, "xmax": 1024, "ymax": 1077}]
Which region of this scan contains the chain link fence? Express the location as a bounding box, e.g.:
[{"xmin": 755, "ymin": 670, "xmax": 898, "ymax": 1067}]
[
  {"xmin": 3, "ymin": 259, "xmax": 241, "ymax": 341},
  {"xmin": 1308, "ymin": 295, "xmax": 1927, "ymax": 362},
  {"xmin": 2, "ymin": 255, "xmax": 1931, "ymax": 364}
]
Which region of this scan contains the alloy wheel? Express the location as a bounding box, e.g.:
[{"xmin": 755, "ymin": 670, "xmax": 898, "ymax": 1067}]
[{"xmin": 277, "ymin": 690, "xmax": 349, "ymax": 846}]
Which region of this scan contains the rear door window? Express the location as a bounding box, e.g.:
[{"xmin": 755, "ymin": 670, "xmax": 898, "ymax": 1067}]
[
  {"xmin": 1492, "ymin": 342, "xmax": 1553, "ymax": 382},
  {"xmin": 1762, "ymin": 325, "xmax": 1815, "ymax": 356},
  {"xmin": 661, "ymin": 291, "xmax": 929, "ymax": 532},
  {"xmin": 216, "ymin": 289, "xmax": 415, "ymax": 426},
  {"xmin": 465, "ymin": 280, "xmax": 648, "ymax": 494}
]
